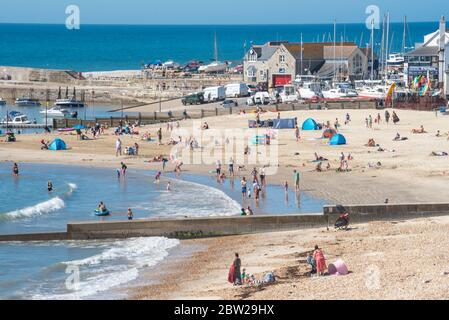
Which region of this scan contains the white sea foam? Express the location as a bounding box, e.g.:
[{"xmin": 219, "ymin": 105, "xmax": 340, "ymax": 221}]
[
  {"xmin": 138, "ymin": 177, "xmax": 241, "ymax": 217},
  {"xmin": 1, "ymin": 183, "xmax": 77, "ymax": 221},
  {"xmin": 2, "ymin": 197, "xmax": 65, "ymax": 220},
  {"xmin": 34, "ymin": 237, "xmax": 179, "ymax": 300}
]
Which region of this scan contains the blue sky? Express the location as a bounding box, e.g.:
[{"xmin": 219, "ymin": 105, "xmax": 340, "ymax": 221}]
[{"xmin": 0, "ymin": 0, "xmax": 448, "ymax": 24}]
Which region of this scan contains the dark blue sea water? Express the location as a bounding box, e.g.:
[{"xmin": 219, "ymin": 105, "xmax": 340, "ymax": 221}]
[{"xmin": 0, "ymin": 22, "xmax": 440, "ymax": 71}]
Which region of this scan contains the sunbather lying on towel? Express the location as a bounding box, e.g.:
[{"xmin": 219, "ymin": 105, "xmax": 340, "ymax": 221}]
[
  {"xmin": 412, "ymin": 125, "xmax": 427, "ymax": 134},
  {"xmin": 430, "ymin": 151, "xmax": 448, "ymax": 157}
]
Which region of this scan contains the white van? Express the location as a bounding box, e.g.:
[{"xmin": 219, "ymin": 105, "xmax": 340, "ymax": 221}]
[
  {"xmin": 203, "ymin": 86, "xmax": 226, "ymax": 102},
  {"xmin": 247, "ymin": 91, "xmax": 271, "ymax": 105},
  {"xmin": 225, "ymin": 83, "xmax": 249, "ymax": 98}
]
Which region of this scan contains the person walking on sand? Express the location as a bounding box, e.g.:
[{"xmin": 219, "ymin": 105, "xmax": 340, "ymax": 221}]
[
  {"xmin": 115, "ymin": 138, "xmax": 122, "ymax": 157},
  {"xmin": 157, "ymin": 128, "xmax": 163, "ymax": 145},
  {"xmin": 313, "ymin": 245, "xmax": 327, "ymax": 276},
  {"xmin": 385, "ymin": 110, "xmax": 390, "ymax": 124},
  {"xmin": 293, "ymin": 170, "xmax": 300, "ymax": 192},
  {"xmin": 295, "ymin": 125, "xmax": 300, "ymax": 142}
]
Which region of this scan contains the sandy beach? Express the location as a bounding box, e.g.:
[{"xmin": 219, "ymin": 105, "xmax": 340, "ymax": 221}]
[{"xmin": 2, "ymin": 107, "xmax": 449, "ymax": 299}]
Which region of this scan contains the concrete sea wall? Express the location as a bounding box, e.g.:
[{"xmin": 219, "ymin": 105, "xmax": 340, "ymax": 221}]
[{"xmin": 2, "ymin": 203, "xmax": 449, "ymax": 242}]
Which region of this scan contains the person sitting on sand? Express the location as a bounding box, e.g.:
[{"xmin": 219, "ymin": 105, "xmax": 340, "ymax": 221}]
[
  {"xmin": 307, "ymin": 252, "xmax": 317, "ymax": 275},
  {"xmin": 246, "ymin": 206, "xmax": 254, "ymax": 216},
  {"xmin": 326, "ymin": 162, "xmax": 331, "ymax": 170},
  {"xmin": 393, "ymin": 133, "xmax": 408, "ymax": 141},
  {"xmin": 202, "ymin": 122, "xmax": 209, "ymax": 130},
  {"xmin": 313, "ymin": 245, "xmax": 327, "ymax": 277},
  {"xmin": 412, "ymin": 125, "xmax": 427, "ymax": 134},
  {"xmin": 365, "ymin": 138, "xmax": 377, "ymax": 147},
  {"xmin": 436, "ymin": 130, "xmax": 441, "ymax": 137},
  {"xmin": 315, "ymin": 162, "xmax": 323, "ymax": 172},
  {"xmin": 367, "ymin": 161, "xmax": 382, "ymax": 168}
]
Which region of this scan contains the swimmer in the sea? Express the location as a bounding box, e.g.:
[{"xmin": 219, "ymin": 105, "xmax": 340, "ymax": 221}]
[{"xmin": 47, "ymin": 181, "xmax": 53, "ymax": 192}]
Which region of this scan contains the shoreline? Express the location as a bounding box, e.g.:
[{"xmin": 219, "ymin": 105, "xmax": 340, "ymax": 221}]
[{"xmin": 3, "ymin": 107, "xmax": 449, "ymax": 299}]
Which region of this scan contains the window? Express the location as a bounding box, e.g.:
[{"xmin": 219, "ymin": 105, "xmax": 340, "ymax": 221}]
[{"xmin": 279, "ymin": 55, "xmax": 286, "ymax": 63}]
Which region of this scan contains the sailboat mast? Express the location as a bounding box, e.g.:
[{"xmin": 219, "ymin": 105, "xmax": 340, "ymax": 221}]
[
  {"xmin": 300, "ymin": 33, "xmax": 303, "ymax": 76},
  {"xmin": 402, "ymin": 15, "xmax": 407, "ymax": 55},
  {"xmin": 385, "ymin": 12, "xmax": 390, "ymax": 82},
  {"xmin": 333, "ymin": 19, "xmax": 337, "ymax": 82},
  {"xmin": 214, "ymin": 32, "xmax": 218, "ymax": 62},
  {"xmin": 370, "ymin": 19, "xmax": 375, "ymax": 80}
]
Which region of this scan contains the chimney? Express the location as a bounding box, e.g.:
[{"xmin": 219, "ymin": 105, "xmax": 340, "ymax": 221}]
[{"xmin": 438, "ymin": 16, "xmax": 446, "ymax": 89}]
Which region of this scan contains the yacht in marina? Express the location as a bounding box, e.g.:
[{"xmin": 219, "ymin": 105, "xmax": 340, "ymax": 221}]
[{"xmin": 15, "ymin": 98, "xmax": 41, "ymax": 107}]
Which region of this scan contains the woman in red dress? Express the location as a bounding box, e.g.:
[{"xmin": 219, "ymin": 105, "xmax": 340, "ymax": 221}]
[{"xmin": 313, "ymin": 245, "xmax": 327, "ymax": 276}]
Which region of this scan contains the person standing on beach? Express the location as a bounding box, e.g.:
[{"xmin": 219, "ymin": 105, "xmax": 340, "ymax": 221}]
[
  {"xmin": 293, "ymin": 170, "xmax": 300, "ymax": 192},
  {"xmin": 385, "ymin": 110, "xmax": 390, "ymax": 125},
  {"xmin": 115, "ymin": 138, "xmax": 122, "ymax": 157},
  {"xmin": 157, "ymin": 128, "xmax": 163, "ymax": 145},
  {"xmin": 233, "ymin": 253, "xmax": 242, "ymax": 285},
  {"xmin": 313, "ymin": 245, "xmax": 327, "ymax": 276},
  {"xmin": 295, "ymin": 125, "xmax": 300, "ymax": 142},
  {"xmin": 12, "ymin": 163, "xmax": 19, "ymax": 176}
]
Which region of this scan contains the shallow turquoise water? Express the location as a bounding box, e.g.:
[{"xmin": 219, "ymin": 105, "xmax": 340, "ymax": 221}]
[{"xmin": 0, "ymin": 162, "xmax": 327, "ymax": 299}]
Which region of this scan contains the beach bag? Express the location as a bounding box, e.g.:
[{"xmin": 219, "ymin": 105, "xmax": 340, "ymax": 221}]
[{"xmin": 228, "ymin": 264, "xmax": 235, "ymax": 284}]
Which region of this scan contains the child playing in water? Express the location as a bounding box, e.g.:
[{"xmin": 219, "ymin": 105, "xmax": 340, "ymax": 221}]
[
  {"xmin": 154, "ymin": 171, "xmax": 161, "ymax": 184},
  {"xmin": 166, "ymin": 181, "xmax": 171, "ymax": 191}
]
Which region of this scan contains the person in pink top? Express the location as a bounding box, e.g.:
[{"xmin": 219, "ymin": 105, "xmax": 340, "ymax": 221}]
[{"xmin": 313, "ymin": 245, "xmax": 327, "ymax": 276}]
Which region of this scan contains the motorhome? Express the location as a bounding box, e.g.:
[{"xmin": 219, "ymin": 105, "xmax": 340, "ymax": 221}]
[
  {"xmin": 203, "ymin": 86, "xmax": 226, "ymax": 102},
  {"xmin": 225, "ymin": 83, "xmax": 249, "ymax": 98}
]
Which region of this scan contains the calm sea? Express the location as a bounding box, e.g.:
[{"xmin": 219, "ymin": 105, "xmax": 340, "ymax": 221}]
[{"xmin": 0, "ymin": 22, "xmax": 440, "ymax": 71}]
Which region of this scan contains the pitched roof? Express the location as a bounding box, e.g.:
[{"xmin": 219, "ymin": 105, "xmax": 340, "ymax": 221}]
[
  {"xmin": 249, "ymin": 42, "xmax": 280, "ymax": 61},
  {"xmin": 283, "ymin": 42, "xmax": 356, "ymax": 60},
  {"xmin": 323, "ymin": 46, "xmax": 358, "ymax": 59},
  {"xmin": 405, "ymin": 46, "xmax": 438, "ymax": 56}
]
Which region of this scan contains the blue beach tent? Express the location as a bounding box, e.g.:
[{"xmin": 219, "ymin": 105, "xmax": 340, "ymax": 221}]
[
  {"xmin": 302, "ymin": 118, "xmax": 319, "ymax": 130},
  {"xmin": 48, "ymin": 138, "xmax": 67, "ymax": 151},
  {"xmin": 329, "ymin": 134, "xmax": 347, "ymax": 146}
]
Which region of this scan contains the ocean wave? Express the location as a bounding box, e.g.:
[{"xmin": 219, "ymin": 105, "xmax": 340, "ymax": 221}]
[
  {"xmin": 0, "ymin": 183, "xmax": 77, "ymax": 221},
  {"xmin": 34, "ymin": 237, "xmax": 179, "ymax": 300},
  {"xmin": 137, "ymin": 175, "xmax": 242, "ymax": 217},
  {"xmin": 1, "ymin": 197, "xmax": 65, "ymax": 221}
]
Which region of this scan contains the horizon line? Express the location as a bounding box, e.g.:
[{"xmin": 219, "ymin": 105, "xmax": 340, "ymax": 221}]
[{"xmin": 0, "ymin": 20, "xmax": 441, "ymax": 26}]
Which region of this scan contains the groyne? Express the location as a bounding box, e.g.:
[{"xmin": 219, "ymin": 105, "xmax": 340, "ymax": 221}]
[{"xmin": 1, "ymin": 203, "xmax": 449, "ymax": 242}]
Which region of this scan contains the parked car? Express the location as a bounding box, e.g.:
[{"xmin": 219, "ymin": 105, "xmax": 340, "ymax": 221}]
[
  {"xmin": 221, "ymin": 99, "xmax": 238, "ymax": 108},
  {"xmin": 182, "ymin": 92, "xmax": 205, "ymax": 105}
]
